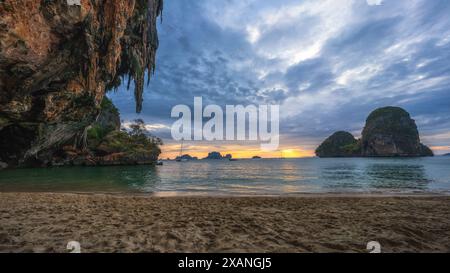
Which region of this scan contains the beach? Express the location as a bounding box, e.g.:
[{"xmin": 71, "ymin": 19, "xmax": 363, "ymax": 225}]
[{"xmin": 0, "ymin": 193, "xmax": 449, "ymax": 253}]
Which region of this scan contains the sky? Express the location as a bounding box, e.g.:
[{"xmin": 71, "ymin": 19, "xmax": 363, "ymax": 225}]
[{"xmin": 109, "ymin": 0, "xmax": 450, "ymax": 159}]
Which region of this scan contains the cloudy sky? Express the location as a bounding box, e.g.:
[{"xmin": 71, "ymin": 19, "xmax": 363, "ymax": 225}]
[{"xmin": 109, "ymin": 0, "xmax": 450, "ymax": 158}]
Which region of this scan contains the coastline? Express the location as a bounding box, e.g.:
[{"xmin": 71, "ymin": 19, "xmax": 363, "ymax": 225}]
[
  {"xmin": 1, "ymin": 190, "xmax": 449, "ymax": 198},
  {"xmin": 1, "ymin": 192, "xmax": 449, "ymax": 253}
]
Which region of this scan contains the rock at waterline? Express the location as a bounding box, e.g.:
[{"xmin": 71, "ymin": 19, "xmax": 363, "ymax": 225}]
[
  {"xmin": 361, "ymin": 107, "xmax": 433, "ymax": 157},
  {"xmin": 316, "ymin": 107, "xmax": 433, "ymax": 158},
  {"xmin": 204, "ymin": 152, "xmax": 224, "ymax": 160},
  {"xmin": 315, "ymin": 131, "xmax": 361, "ymax": 158}
]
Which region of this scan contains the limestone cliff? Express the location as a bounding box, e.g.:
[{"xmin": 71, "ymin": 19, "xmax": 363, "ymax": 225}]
[
  {"xmin": 0, "ymin": 0, "xmax": 163, "ymax": 167},
  {"xmin": 55, "ymin": 109, "xmax": 162, "ymax": 167},
  {"xmin": 316, "ymin": 107, "xmax": 434, "ymax": 158},
  {"xmin": 361, "ymin": 107, "xmax": 433, "ymax": 157}
]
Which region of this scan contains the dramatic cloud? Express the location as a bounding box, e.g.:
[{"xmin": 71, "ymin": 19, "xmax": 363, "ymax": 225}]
[
  {"xmin": 109, "ymin": 0, "xmax": 450, "ymax": 157},
  {"xmin": 366, "ymin": 0, "xmax": 383, "ymax": 6}
]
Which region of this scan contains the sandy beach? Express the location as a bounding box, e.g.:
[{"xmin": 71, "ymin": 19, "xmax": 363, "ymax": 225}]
[{"xmin": 0, "ymin": 193, "xmax": 449, "ymax": 253}]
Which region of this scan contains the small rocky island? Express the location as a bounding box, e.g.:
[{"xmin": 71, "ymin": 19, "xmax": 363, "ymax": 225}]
[
  {"xmin": 316, "ymin": 107, "xmax": 434, "ymax": 158},
  {"xmin": 175, "ymin": 154, "xmax": 198, "ymax": 161},
  {"xmin": 204, "ymin": 152, "xmax": 233, "ymax": 160}
]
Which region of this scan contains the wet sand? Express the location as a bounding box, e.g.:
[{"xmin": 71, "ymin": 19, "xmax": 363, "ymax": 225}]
[{"xmin": 0, "ymin": 193, "xmax": 449, "ymax": 253}]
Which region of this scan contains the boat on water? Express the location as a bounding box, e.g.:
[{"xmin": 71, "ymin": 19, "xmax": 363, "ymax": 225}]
[{"xmin": 176, "ymin": 140, "xmax": 189, "ymax": 162}]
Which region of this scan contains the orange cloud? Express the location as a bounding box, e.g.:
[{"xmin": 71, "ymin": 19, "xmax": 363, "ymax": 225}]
[{"xmin": 431, "ymin": 146, "xmax": 450, "ymax": 152}]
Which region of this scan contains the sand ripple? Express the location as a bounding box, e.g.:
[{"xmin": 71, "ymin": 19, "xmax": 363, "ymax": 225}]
[{"xmin": 0, "ymin": 193, "xmax": 449, "ymax": 253}]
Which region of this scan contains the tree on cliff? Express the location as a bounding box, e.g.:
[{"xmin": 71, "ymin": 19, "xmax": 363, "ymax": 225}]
[
  {"xmin": 0, "ymin": 0, "xmax": 164, "ymax": 167},
  {"xmin": 128, "ymin": 119, "xmax": 163, "ymax": 147}
]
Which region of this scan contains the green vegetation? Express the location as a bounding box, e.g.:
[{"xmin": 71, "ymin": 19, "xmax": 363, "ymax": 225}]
[
  {"xmin": 86, "ymin": 97, "xmax": 120, "ymax": 149},
  {"xmin": 88, "ymin": 119, "xmax": 162, "ymax": 159},
  {"xmin": 342, "ymin": 141, "xmax": 362, "ymax": 155},
  {"xmin": 364, "ymin": 106, "xmax": 418, "ymax": 137},
  {"xmin": 85, "ymin": 97, "xmax": 162, "ymax": 161},
  {"xmin": 87, "ymin": 124, "xmax": 112, "ymax": 148},
  {"xmin": 0, "ymin": 116, "xmax": 10, "ymax": 129},
  {"xmin": 366, "ymin": 106, "xmax": 409, "ymax": 123},
  {"xmin": 315, "ymin": 131, "xmax": 360, "ymax": 158},
  {"xmin": 100, "ymin": 97, "xmax": 119, "ymax": 116},
  {"xmin": 317, "ymin": 107, "xmax": 433, "ymax": 157}
]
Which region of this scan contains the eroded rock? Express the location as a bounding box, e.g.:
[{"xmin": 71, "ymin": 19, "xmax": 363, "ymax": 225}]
[
  {"xmin": 0, "ymin": 0, "xmax": 163, "ymax": 167},
  {"xmin": 316, "ymin": 107, "xmax": 433, "ymax": 158},
  {"xmin": 361, "ymin": 107, "xmax": 433, "ymax": 157}
]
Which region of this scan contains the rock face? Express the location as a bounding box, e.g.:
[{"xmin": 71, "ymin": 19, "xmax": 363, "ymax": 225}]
[
  {"xmin": 53, "ymin": 111, "xmax": 162, "ymax": 167},
  {"xmin": 315, "ymin": 131, "xmax": 361, "ymax": 158},
  {"xmin": 316, "ymin": 107, "xmax": 433, "ymax": 158},
  {"xmin": 0, "ymin": 0, "xmax": 163, "ymax": 167},
  {"xmin": 94, "ymin": 98, "xmax": 121, "ymax": 133},
  {"xmin": 175, "ymin": 154, "xmax": 198, "ymax": 161},
  {"xmin": 361, "ymin": 107, "xmax": 433, "ymax": 157},
  {"xmin": 205, "ymin": 152, "xmax": 223, "ymax": 160}
]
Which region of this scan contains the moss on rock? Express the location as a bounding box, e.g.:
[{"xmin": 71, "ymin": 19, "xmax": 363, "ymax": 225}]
[
  {"xmin": 361, "ymin": 107, "xmax": 433, "ymax": 157},
  {"xmin": 316, "ymin": 107, "xmax": 434, "ymax": 158},
  {"xmin": 316, "ymin": 131, "xmax": 361, "ymax": 158}
]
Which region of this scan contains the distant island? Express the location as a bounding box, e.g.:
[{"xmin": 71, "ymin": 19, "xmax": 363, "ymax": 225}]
[
  {"xmin": 316, "ymin": 107, "xmax": 434, "ymax": 158},
  {"xmin": 174, "ymin": 153, "xmax": 262, "ymax": 161},
  {"xmin": 442, "ymin": 153, "xmax": 450, "ymax": 157},
  {"xmin": 173, "ymin": 152, "xmax": 235, "ymax": 161},
  {"xmin": 204, "ymin": 152, "xmax": 233, "ymax": 160},
  {"xmin": 175, "ymin": 154, "xmax": 198, "ymax": 161},
  {"xmin": 205, "ymin": 152, "xmax": 223, "ymax": 160}
]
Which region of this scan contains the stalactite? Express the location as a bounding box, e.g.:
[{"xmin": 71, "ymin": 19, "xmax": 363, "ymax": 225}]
[
  {"xmin": 0, "ymin": 0, "xmax": 163, "ymax": 165},
  {"xmin": 114, "ymin": 0, "xmax": 163, "ymax": 113}
]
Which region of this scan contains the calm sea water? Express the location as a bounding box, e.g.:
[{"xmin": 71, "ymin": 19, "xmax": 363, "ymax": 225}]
[{"xmin": 0, "ymin": 157, "xmax": 449, "ymax": 195}]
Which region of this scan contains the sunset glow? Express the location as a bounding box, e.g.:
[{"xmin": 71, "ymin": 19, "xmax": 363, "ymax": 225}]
[{"xmin": 160, "ymin": 143, "xmax": 315, "ymax": 159}]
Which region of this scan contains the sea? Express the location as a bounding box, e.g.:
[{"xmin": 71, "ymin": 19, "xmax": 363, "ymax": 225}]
[{"xmin": 0, "ymin": 157, "xmax": 449, "ymax": 196}]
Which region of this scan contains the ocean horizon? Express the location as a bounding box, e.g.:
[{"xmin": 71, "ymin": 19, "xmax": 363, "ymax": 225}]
[{"xmin": 1, "ymin": 157, "xmax": 449, "ymax": 196}]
